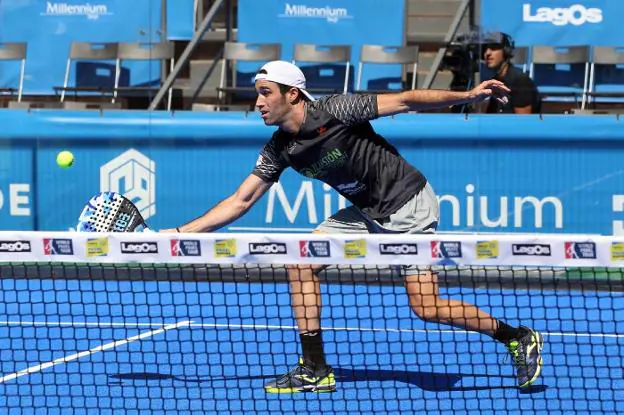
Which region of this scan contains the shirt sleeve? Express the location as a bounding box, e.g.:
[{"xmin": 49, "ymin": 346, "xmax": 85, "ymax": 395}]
[
  {"xmin": 314, "ymin": 94, "xmax": 379, "ymax": 126},
  {"xmin": 511, "ymin": 76, "xmax": 538, "ymax": 109},
  {"xmin": 251, "ymin": 134, "xmax": 289, "ymax": 182}
]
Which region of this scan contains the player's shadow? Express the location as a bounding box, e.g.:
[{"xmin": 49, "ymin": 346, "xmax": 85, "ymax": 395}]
[
  {"xmin": 109, "ymin": 369, "xmax": 547, "ymax": 394},
  {"xmin": 333, "ymin": 368, "xmax": 547, "ymax": 393}
]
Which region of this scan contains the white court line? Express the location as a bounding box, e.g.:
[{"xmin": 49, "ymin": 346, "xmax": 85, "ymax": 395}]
[
  {"xmin": 0, "ymin": 320, "xmax": 192, "ymax": 384},
  {"xmin": 0, "ymin": 319, "xmax": 622, "ymax": 339}
]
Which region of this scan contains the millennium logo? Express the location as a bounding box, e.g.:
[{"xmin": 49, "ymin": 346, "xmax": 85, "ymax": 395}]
[{"xmin": 280, "ymin": 4, "xmax": 351, "ymax": 23}]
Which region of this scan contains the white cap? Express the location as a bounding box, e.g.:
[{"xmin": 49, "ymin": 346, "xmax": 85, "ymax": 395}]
[{"xmin": 253, "ymin": 60, "xmax": 315, "ymax": 101}]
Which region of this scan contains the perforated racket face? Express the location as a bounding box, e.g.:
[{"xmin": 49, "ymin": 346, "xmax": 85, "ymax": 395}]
[{"xmin": 77, "ymin": 192, "xmax": 147, "ymax": 232}]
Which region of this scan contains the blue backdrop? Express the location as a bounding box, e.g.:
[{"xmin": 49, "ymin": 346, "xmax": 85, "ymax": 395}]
[
  {"xmin": 0, "ymin": 0, "xmax": 162, "ymax": 95},
  {"xmin": 237, "ymin": 0, "xmax": 406, "ymax": 93},
  {"xmin": 0, "ymin": 110, "xmax": 623, "ymax": 236},
  {"xmin": 480, "ymin": 0, "xmax": 623, "ymax": 46}
]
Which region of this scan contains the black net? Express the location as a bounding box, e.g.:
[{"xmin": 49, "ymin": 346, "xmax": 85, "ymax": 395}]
[{"xmin": 0, "ymin": 262, "xmax": 622, "ymax": 414}]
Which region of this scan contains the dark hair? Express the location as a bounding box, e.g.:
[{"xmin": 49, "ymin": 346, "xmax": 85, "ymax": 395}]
[{"xmin": 482, "ymin": 32, "xmax": 515, "ymax": 59}]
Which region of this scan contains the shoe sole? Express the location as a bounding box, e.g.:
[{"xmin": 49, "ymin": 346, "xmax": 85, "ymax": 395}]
[
  {"xmin": 265, "ymin": 384, "xmax": 337, "ymax": 394},
  {"xmin": 519, "ymin": 330, "xmax": 544, "ymax": 388}
]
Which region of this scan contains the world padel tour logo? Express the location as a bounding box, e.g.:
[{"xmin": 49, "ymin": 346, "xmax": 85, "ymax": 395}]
[
  {"xmin": 431, "ymin": 241, "xmax": 462, "ymax": 258},
  {"xmin": 43, "ymin": 238, "xmax": 74, "ymax": 255},
  {"xmin": 171, "ymin": 240, "xmax": 201, "ymax": 257},
  {"xmin": 344, "ymin": 239, "xmax": 366, "ymax": 259},
  {"xmin": 86, "ymin": 238, "xmax": 108, "ymax": 257},
  {"xmin": 215, "ymin": 239, "xmax": 237, "ymax": 258},
  {"xmin": 565, "ymin": 242, "xmax": 597, "ymax": 259},
  {"xmin": 476, "ymin": 241, "xmax": 499, "ymax": 259},
  {"xmin": 300, "ymin": 241, "xmax": 331, "ymax": 257},
  {"xmin": 41, "ymin": 2, "xmax": 112, "ymax": 20}
]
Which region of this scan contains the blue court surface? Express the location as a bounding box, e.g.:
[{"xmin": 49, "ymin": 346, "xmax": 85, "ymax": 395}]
[{"xmin": 0, "ymin": 268, "xmax": 622, "ymax": 415}]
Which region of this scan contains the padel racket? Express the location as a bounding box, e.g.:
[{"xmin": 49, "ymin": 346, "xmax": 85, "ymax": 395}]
[{"xmin": 77, "ymin": 191, "xmax": 150, "ymax": 232}]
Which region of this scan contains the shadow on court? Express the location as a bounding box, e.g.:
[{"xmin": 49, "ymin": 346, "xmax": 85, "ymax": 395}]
[{"xmin": 109, "ymin": 369, "xmax": 547, "ymax": 394}]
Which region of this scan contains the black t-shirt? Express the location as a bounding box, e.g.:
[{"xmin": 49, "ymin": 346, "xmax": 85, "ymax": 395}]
[
  {"xmin": 252, "ymin": 94, "xmax": 427, "ymax": 219},
  {"xmin": 486, "ymin": 65, "xmax": 541, "ymax": 114}
]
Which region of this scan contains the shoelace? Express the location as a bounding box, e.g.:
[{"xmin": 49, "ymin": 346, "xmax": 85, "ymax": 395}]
[
  {"xmin": 279, "ymin": 364, "xmax": 313, "ymax": 381},
  {"xmin": 506, "ymin": 341, "xmax": 527, "ymax": 368}
]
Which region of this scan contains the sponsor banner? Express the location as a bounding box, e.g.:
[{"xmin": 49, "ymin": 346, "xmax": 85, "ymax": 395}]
[
  {"xmin": 248, "ymin": 242, "xmax": 288, "ymax": 255},
  {"xmin": 431, "ymin": 241, "xmax": 462, "ymax": 259},
  {"xmin": 480, "ymin": 0, "xmax": 624, "ymax": 46},
  {"xmin": 171, "ymin": 239, "xmax": 202, "ymax": 257},
  {"xmin": 564, "ymin": 241, "xmax": 597, "ymax": 259},
  {"xmin": 215, "ymin": 239, "xmax": 237, "ymax": 258},
  {"xmin": 1, "ymin": 113, "xmax": 624, "ymax": 236},
  {"xmin": 0, "ymin": 232, "xmax": 623, "ymax": 267},
  {"xmin": 0, "ymin": 240, "xmax": 32, "ymax": 253},
  {"xmin": 300, "ymin": 240, "xmax": 331, "ymax": 258},
  {"xmin": 43, "ymin": 238, "xmax": 74, "ymax": 255},
  {"xmin": 237, "ymin": 0, "xmax": 405, "ymax": 93},
  {"xmin": 0, "ymin": 1, "xmax": 162, "ymax": 95},
  {"xmin": 86, "ymin": 237, "xmax": 109, "ymax": 257},
  {"xmin": 120, "ymin": 241, "xmax": 158, "ymax": 254}
]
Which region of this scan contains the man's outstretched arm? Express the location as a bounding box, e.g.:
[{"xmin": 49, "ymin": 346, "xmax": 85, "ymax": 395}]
[
  {"xmin": 161, "ymin": 174, "xmax": 273, "ymax": 233},
  {"xmin": 376, "ymin": 79, "xmax": 510, "ymax": 117}
]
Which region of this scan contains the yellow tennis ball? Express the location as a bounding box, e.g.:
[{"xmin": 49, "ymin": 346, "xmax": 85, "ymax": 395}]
[{"xmin": 56, "ymin": 151, "xmax": 74, "ymax": 168}]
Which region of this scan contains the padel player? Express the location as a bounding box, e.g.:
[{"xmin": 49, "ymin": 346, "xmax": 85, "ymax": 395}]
[{"xmin": 162, "ymin": 61, "xmax": 544, "ymax": 392}]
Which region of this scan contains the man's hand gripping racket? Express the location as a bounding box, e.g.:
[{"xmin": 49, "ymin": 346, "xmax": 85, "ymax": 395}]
[{"xmin": 77, "ymin": 191, "xmax": 152, "ymax": 232}]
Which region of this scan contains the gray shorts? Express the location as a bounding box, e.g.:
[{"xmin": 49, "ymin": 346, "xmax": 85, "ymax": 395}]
[{"xmin": 316, "ymin": 182, "xmax": 439, "ymax": 275}]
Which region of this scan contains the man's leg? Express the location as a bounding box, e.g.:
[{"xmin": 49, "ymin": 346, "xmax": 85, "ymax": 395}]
[
  {"xmin": 264, "ymin": 261, "xmax": 336, "ymax": 393},
  {"xmin": 404, "ymin": 270, "xmax": 544, "ymax": 387},
  {"xmin": 265, "ymin": 208, "xmax": 371, "ymax": 393}
]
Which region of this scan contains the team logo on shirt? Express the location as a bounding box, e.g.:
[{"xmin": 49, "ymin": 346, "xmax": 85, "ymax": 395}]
[
  {"xmin": 299, "ymin": 148, "xmax": 348, "ymax": 178},
  {"xmin": 565, "ymin": 242, "xmax": 596, "ymax": 259}
]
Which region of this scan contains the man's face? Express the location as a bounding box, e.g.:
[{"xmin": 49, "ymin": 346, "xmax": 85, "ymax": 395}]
[
  {"xmin": 483, "ymin": 44, "xmax": 506, "ymax": 69},
  {"xmin": 255, "ymin": 80, "xmax": 291, "ymax": 126}
]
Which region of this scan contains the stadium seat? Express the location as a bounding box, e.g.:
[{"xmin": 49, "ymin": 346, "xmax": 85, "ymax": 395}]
[
  {"xmin": 216, "ymin": 41, "xmax": 281, "ymax": 109},
  {"xmin": 355, "ymin": 45, "xmax": 419, "ymax": 93},
  {"xmin": 586, "ymin": 46, "xmax": 624, "ymax": 108},
  {"xmin": 529, "ymin": 45, "xmax": 590, "ymax": 108},
  {"xmin": 0, "ymin": 42, "xmax": 27, "ymax": 104},
  {"xmin": 510, "ymin": 46, "xmax": 529, "ymax": 74},
  {"xmin": 54, "ymin": 42, "xmax": 119, "ymax": 107},
  {"xmin": 292, "ymin": 44, "xmax": 352, "ymax": 96},
  {"xmin": 114, "ymin": 42, "xmax": 176, "ymax": 111}
]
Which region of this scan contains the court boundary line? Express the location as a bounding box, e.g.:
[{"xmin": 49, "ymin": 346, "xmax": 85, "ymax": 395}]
[
  {"xmin": 0, "ymin": 320, "xmax": 192, "ymax": 384},
  {"xmin": 0, "ymin": 319, "xmax": 621, "ymax": 339}
]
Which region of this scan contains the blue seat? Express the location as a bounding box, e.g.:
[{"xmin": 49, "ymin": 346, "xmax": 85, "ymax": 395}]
[
  {"xmin": 587, "ymin": 46, "xmax": 624, "ymax": 107},
  {"xmin": 529, "ymin": 46, "xmax": 590, "ymax": 108}
]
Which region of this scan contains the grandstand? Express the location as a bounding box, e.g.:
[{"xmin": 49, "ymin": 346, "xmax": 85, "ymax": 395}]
[{"xmin": 1, "ymin": 0, "xmax": 622, "ymax": 113}]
